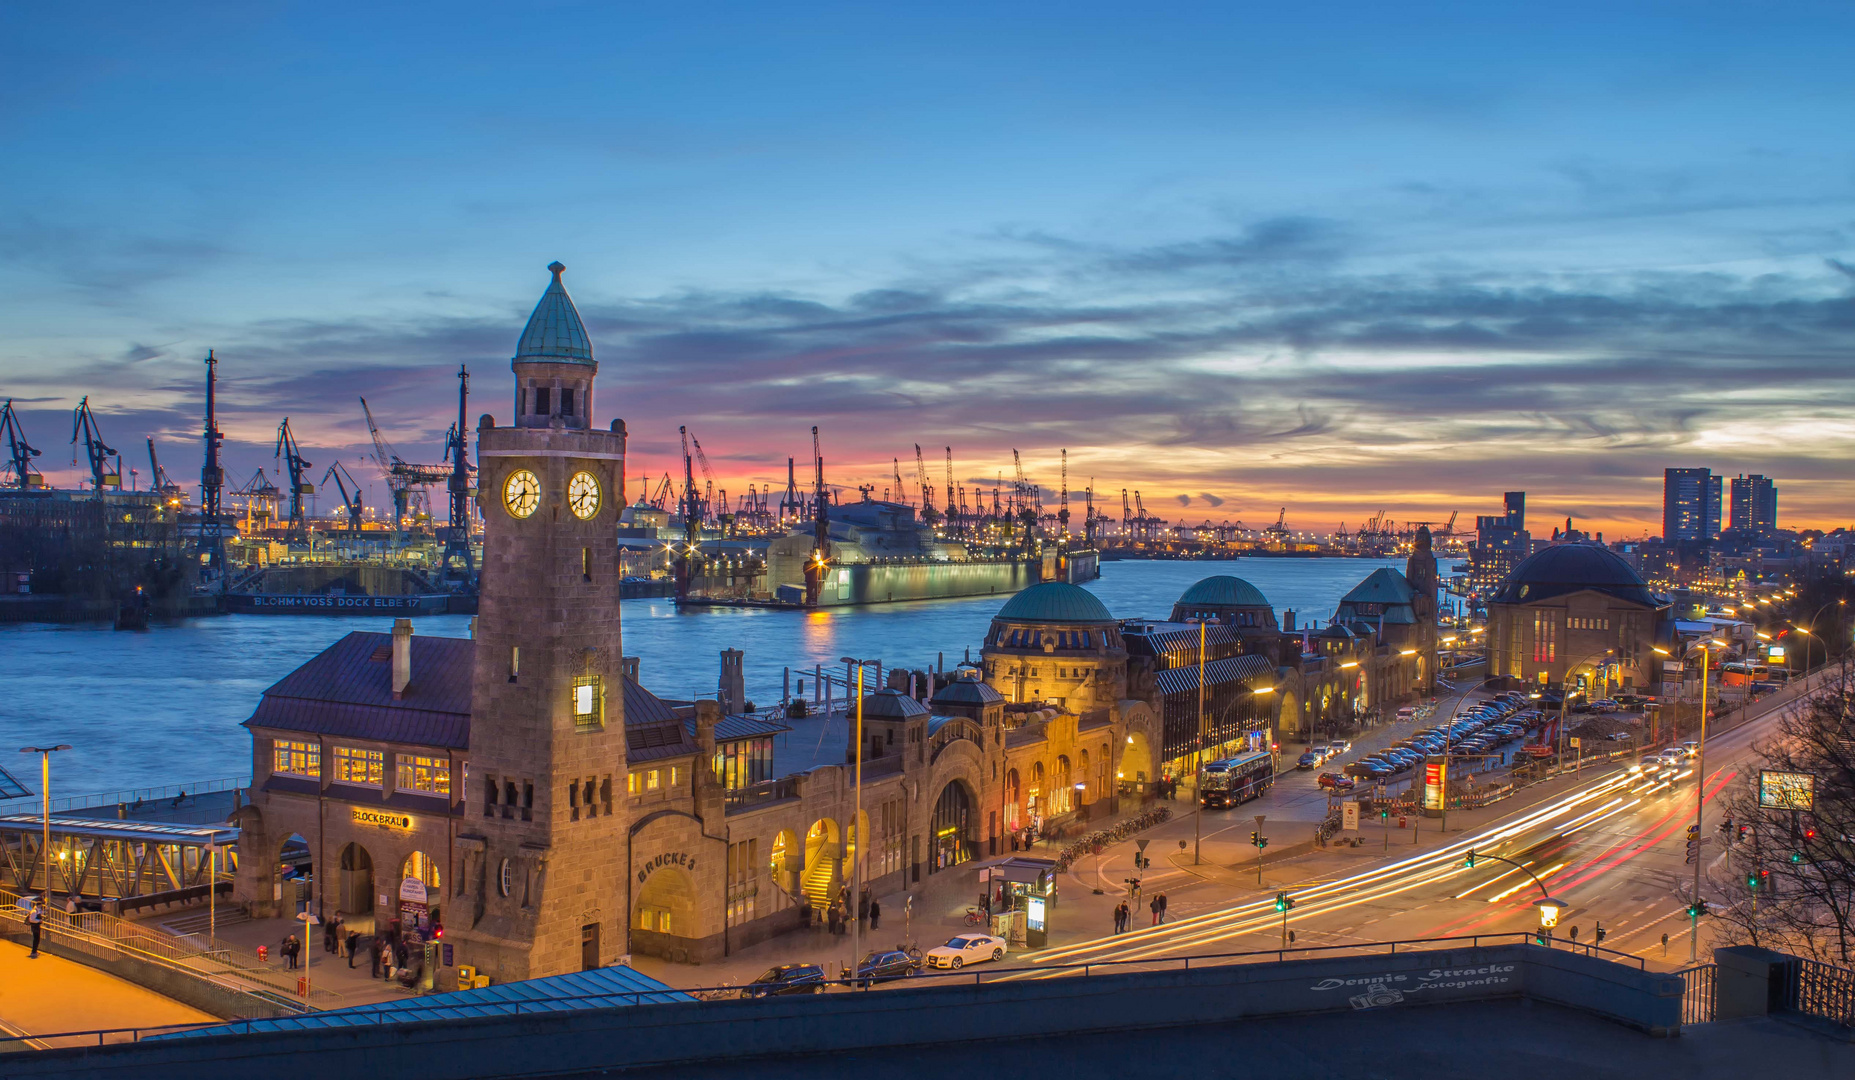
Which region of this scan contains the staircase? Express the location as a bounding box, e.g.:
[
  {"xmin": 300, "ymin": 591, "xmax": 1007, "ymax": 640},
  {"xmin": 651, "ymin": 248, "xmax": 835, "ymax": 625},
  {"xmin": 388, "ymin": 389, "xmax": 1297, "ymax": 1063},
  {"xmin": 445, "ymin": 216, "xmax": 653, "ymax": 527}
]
[{"xmin": 800, "ymin": 857, "xmax": 840, "ymax": 910}]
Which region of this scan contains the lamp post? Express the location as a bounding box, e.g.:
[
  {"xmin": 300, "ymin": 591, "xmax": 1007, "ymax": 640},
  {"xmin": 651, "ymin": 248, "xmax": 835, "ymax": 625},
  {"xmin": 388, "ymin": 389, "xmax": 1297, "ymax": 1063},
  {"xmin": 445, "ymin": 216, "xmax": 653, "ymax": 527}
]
[
  {"xmin": 18, "ymin": 745, "xmax": 70, "ymax": 900},
  {"xmin": 839, "ymin": 655, "xmax": 879, "ymax": 987},
  {"xmin": 1463, "ymin": 849, "xmax": 1567, "ymax": 940},
  {"xmin": 1793, "ymin": 598, "xmax": 1845, "ymax": 674}
]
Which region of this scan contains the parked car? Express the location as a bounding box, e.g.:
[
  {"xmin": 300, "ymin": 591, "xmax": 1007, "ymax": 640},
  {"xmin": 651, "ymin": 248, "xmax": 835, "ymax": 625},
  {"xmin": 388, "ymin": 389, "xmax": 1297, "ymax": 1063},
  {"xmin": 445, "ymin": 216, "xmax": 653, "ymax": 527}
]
[
  {"xmin": 846, "ymin": 949, "xmax": 921, "ymax": 987},
  {"xmin": 926, "ymin": 934, "xmax": 1007, "ymax": 970},
  {"xmin": 1318, "ymin": 772, "xmax": 1356, "ymax": 791},
  {"xmin": 742, "ymin": 964, "xmax": 828, "ymax": 997},
  {"xmin": 1297, "ymin": 752, "xmax": 1319, "ymax": 770}
]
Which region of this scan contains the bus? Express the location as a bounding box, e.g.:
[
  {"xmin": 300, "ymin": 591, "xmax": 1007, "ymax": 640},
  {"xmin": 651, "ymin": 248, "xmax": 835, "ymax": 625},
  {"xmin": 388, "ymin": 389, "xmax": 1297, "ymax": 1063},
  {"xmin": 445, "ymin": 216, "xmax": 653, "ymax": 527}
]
[{"xmin": 1199, "ymin": 751, "xmax": 1275, "ymax": 808}]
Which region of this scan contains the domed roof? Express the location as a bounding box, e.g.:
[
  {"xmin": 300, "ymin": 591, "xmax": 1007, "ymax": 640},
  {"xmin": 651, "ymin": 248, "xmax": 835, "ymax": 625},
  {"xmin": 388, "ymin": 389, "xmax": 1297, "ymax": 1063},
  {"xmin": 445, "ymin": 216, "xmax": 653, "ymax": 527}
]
[
  {"xmin": 932, "ymin": 675, "xmax": 1005, "ymax": 706},
  {"xmin": 994, "ymin": 582, "xmax": 1115, "ymax": 624},
  {"xmin": 857, "ymin": 688, "xmax": 930, "ymax": 720},
  {"xmin": 514, "ymin": 261, "xmax": 594, "ymax": 366},
  {"xmin": 1177, "ymin": 575, "xmax": 1272, "ymax": 609},
  {"xmin": 1490, "ymin": 544, "xmax": 1661, "ymax": 607}
]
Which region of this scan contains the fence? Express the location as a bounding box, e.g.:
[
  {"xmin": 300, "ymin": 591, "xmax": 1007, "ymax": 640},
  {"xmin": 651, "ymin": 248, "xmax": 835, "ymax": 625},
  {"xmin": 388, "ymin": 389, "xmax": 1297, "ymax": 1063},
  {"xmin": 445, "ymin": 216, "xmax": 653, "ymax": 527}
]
[
  {"xmin": 0, "ymin": 776, "xmax": 250, "ymax": 818},
  {"xmin": 1, "ymin": 885, "xmax": 338, "ymax": 1011},
  {"xmin": 1788, "ymin": 958, "xmax": 1855, "ymax": 1029},
  {"xmin": 1674, "ymin": 962, "xmax": 1716, "ymax": 1024}
]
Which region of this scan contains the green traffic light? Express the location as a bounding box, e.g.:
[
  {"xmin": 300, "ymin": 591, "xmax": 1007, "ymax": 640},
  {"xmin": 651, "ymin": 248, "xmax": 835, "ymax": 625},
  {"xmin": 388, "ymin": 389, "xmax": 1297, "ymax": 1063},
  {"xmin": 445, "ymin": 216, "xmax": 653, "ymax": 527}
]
[
  {"xmin": 1464, "ymin": 850, "xmax": 1477, "ymax": 868},
  {"xmin": 1790, "ymin": 852, "xmax": 1803, "ymax": 864}
]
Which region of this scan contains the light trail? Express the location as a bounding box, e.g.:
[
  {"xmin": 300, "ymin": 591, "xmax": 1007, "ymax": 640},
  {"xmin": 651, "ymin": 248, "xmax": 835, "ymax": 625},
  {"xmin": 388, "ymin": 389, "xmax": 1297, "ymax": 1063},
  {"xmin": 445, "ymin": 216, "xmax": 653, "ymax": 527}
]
[
  {"xmin": 1486, "ymin": 862, "xmax": 1565, "ymax": 903},
  {"xmin": 1454, "ymin": 861, "xmax": 1528, "ymax": 899},
  {"xmin": 1561, "ymin": 799, "xmax": 1641, "ymax": 837}
]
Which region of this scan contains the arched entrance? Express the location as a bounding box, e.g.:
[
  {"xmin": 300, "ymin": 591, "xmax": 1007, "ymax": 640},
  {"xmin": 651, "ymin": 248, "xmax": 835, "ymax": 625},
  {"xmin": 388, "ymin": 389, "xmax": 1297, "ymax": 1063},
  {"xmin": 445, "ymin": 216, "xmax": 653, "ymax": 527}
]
[
  {"xmin": 276, "ymin": 833, "xmax": 311, "ymax": 914},
  {"xmin": 1052, "ymin": 755, "xmax": 1073, "ymax": 814},
  {"xmin": 398, "ymin": 851, "xmax": 442, "ymax": 935},
  {"xmin": 1120, "ymin": 732, "xmax": 1154, "ymax": 795},
  {"xmin": 1277, "ymin": 689, "xmax": 1302, "ymax": 744},
  {"xmin": 635, "ymin": 865, "xmax": 698, "ymax": 941},
  {"xmin": 337, "ymin": 842, "xmax": 373, "ymax": 916},
  {"xmin": 1003, "ymin": 769, "xmax": 1021, "ymax": 830},
  {"xmin": 801, "ymin": 819, "xmax": 840, "ymax": 910},
  {"xmin": 930, "ymin": 782, "xmax": 976, "ymax": 873},
  {"xmin": 769, "ymin": 828, "xmax": 799, "ymax": 898}
]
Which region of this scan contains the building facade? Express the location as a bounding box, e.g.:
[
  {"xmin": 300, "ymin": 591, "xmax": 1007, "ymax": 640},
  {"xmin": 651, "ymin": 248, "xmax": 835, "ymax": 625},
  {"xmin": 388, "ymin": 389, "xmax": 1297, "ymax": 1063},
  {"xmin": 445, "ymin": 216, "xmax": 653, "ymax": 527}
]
[
  {"xmin": 1469, "ymin": 491, "xmax": 1530, "ymax": 597},
  {"xmin": 1663, "ymin": 468, "xmax": 1723, "ymax": 548},
  {"xmin": 1729, "ymin": 474, "xmax": 1778, "ymax": 542},
  {"xmin": 1483, "ymin": 543, "xmax": 1671, "ymax": 695}
]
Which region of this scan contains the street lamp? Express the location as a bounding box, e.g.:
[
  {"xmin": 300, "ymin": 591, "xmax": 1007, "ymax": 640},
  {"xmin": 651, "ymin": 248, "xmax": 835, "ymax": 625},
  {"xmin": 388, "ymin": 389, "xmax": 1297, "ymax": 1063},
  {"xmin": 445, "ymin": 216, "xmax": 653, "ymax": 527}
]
[
  {"xmin": 1680, "ymin": 637, "xmax": 1728, "ymax": 964},
  {"xmin": 18, "ymin": 745, "xmax": 70, "ymax": 902},
  {"xmin": 1794, "ymin": 598, "xmax": 1845, "ymax": 673},
  {"xmin": 839, "ymin": 655, "xmax": 880, "ymax": 987}
]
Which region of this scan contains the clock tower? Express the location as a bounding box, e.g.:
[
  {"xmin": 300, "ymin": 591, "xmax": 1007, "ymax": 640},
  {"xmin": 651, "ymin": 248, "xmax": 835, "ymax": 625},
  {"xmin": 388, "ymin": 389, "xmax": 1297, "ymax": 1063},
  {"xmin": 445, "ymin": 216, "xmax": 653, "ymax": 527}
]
[{"xmin": 452, "ymin": 262, "xmax": 631, "ymax": 980}]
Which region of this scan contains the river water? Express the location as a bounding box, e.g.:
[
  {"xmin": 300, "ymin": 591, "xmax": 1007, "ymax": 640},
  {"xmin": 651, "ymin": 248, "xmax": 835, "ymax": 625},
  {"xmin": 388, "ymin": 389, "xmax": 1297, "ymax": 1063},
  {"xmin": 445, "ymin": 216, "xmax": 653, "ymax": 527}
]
[{"xmin": 1, "ymin": 557, "xmax": 1407, "ymax": 799}]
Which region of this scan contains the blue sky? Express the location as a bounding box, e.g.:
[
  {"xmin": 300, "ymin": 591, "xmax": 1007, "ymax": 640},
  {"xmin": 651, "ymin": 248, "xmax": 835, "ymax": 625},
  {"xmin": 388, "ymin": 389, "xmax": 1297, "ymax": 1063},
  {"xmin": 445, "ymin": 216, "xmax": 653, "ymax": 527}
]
[{"xmin": 2, "ymin": 2, "xmax": 1852, "ymax": 533}]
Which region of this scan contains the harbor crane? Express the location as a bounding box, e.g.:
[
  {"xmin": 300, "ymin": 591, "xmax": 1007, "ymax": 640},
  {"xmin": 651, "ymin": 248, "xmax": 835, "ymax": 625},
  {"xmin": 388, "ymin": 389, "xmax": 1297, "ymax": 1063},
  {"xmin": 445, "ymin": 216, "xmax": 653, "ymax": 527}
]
[
  {"xmin": 649, "ymin": 473, "xmax": 674, "ymax": 511},
  {"xmin": 1, "ymin": 399, "xmax": 45, "ymax": 489},
  {"xmin": 944, "ymin": 447, "xmax": 958, "ymax": 536},
  {"xmin": 914, "ymin": 444, "xmax": 937, "ymax": 523},
  {"xmin": 274, "ymin": 417, "xmax": 315, "ymax": 530},
  {"xmin": 70, "ymin": 396, "xmax": 122, "ymax": 493},
  {"xmin": 1057, "ymin": 449, "xmax": 1069, "ymax": 538},
  {"xmin": 358, "ymin": 396, "xmax": 450, "ymax": 528},
  {"xmin": 232, "ymin": 467, "xmax": 282, "ymax": 531},
  {"xmin": 441, "ymin": 365, "xmax": 476, "ymax": 579},
  {"xmin": 804, "ymin": 425, "xmax": 832, "ymax": 607},
  {"xmin": 321, "ymin": 460, "xmax": 366, "ymax": 529},
  {"xmin": 200, "ymin": 352, "xmax": 227, "ymax": 576},
  {"xmin": 1265, "ymin": 507, "xmax": 1290, "ymax": 545},
  {"xmin": 145, "ymin": 438, "xmax": 183, "ymax": 500}
]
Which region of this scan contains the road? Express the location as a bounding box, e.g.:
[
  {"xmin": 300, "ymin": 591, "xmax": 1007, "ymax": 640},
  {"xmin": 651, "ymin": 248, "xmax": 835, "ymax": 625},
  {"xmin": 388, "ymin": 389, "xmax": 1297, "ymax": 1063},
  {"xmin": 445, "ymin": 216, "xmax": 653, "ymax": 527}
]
[{"xmin": 1013, "ymin": 668, "xmax": 1826, "ymax": 977}]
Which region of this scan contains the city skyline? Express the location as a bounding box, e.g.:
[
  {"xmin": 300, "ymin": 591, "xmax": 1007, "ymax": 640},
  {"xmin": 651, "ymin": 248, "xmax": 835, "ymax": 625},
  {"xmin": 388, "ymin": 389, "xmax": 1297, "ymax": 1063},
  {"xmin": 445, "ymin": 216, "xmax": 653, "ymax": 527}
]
[{"xmin": 4, "ymin": 4, "xmax": 1855, "ymax": 534}]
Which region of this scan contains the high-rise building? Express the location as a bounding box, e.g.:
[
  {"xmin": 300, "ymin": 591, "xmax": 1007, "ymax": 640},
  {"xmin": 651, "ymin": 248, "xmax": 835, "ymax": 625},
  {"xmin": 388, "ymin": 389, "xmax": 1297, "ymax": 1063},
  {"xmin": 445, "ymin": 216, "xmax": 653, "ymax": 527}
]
[
  {"xmin": 1662, "ymin": 468, "xmax": 1721, "ymax": 547},
  {"xmin": 1729, "ymin": 474, "xmax": 1778, "ymax": 540},
  {"xmin": 1469, "ymin": 491, "xmax": 1529, "ymax": 595}
]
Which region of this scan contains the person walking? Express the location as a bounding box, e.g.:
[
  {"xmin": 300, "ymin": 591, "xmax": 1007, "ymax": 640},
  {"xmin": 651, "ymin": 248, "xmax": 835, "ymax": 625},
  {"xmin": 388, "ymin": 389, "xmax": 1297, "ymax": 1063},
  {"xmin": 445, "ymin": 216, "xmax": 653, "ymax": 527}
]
[
  {"xmin": 369, "ymin": 934, "xmax": 383, "ymax": 978},
  {"xmin": 869, "ymin": 898, "xmax": 881, "ymax": 930},
  {"xmin": 1156, "ymin": 893, "xmax": 1169, "ymax": 924},
  {"xmin": 26, "ymin": 895, "xmax": 44, "ymax": 958},
  {"xmin": 1113, "ymin": 902, "xmax": 1127, "ymax": 934},
  {"xmin": 1149, "ymin": 894, "xmax": 1162, "ymax": 926},
  {"xmin": 394, "ymin": 938, "xmax": 410, "ymax": 974},
  {"xmin": 282, "ymin": 934, "xmax": 299, "ymax": 970},
  {"xmin": 826, "ymin": 902, "xmax": 840, "ymax": 937}
]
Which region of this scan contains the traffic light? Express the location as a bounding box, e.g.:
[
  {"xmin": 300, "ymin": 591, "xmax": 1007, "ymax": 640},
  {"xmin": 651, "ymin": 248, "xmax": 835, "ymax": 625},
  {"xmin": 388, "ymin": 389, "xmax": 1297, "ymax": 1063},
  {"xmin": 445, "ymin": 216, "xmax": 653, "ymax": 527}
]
[
  {"xmin": 1738, "ymin": 824, "xmax": 1750, "ymax": 840},
  {"xmin": 1803, "ymin": 823, "xmax": 1818, "ymax": 841},
  {"xmin": 1249, "ymin": 831, "xmax": 1258, "ymax": 845},
  {"xmin": 1747, "ymin": 870, "xmax": 1764, "ymax": 891},
  {"xmin": 1686, "ymin": 901, "xmax": 1707, "ymax": 920},
  {"xmin": 1380, "ymin": 808, "xmax": 1389, "ymax": 820},
  {"xmin": 1464, "ymin": 849, "xmax": 1477, "ymax": 868},
  {"xmin": 1534, "ymin": 929, "xmax": 1549, "ymax": 946},
  {"xmin": 1274, "ymin": 892, "xmax": 1295, "ymax": 912},
  {"xmin": 1791, "ymin": 851, "xmax": 1804, "ymax": 865},
  {"xmin": 1593, "ymin": 924, "xmax": 1607, "ymax": 945}
]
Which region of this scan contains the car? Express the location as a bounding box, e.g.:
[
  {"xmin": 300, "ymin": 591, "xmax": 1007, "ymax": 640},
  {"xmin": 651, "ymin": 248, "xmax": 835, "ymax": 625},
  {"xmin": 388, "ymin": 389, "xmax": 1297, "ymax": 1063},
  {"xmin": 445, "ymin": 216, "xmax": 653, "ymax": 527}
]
[
  {"xmin": 741, "ymin": 964, "xmax": 828, "ymax": 997},
  {"xmin": 925, "ymin": 934, "xmax": 1007, "ymax": 970},
  {"xmin": 846, "ymin": 948, "xmax": 921, "ymax": 987},
  {"xmin": 1329, "ymin": 739, "xmax": 1354, "ymax": 755},
  {"xmin": 1309, "ymin": 743, "xmax": 1331, "ymax": 760},
  {"xmin": 1605, "ymin": 731, "xmax": 1633, "ymax": 742},
  {"xmin": 1680, "ymin": 741, "xmax": 1700, "ymax": 759},
  {"xmin": 1317, "ymin": 772, "xmax": 1356, "ymax": 791},
  {"xmin": 1297, "ymin": 752, "xmax": 1319, "ymax": 770}
]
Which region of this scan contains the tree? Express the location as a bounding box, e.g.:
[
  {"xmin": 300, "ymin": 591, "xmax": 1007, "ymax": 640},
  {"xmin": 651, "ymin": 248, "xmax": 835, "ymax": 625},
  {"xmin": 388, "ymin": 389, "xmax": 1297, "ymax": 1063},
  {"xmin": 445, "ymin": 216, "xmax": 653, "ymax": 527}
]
[{"xmin": 1711, "ymin": 661, "xmax": 1855, "ymax": 963}]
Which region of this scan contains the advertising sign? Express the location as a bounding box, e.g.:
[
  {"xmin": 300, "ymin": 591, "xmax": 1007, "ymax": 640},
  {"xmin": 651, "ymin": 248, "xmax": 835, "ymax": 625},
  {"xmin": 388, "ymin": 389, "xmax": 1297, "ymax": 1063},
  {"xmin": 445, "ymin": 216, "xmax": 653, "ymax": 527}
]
[
  {"xmin": 1757, "ymin": 770, "xmax": 1815, "ymax": 811},
  {"xmin": 1422, "ymin": 756, "xmax": 1446, "ymax": 814},
  {"xmin": 1768, "ymin": 646, "xmax": 1786, "ymax": 662},
  {"xmin": 1342, "ymin": 801, "xmax": 1360, "ymax": 832}
]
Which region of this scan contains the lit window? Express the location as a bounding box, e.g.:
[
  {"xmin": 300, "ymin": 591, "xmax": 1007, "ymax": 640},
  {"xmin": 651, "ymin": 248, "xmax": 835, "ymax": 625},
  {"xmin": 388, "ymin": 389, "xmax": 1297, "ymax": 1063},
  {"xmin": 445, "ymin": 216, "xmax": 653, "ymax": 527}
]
[
  {"xmin": 572, "ymin": 675, "xmax": 603, "ymax": 731},
  {"xmin": 627, "ymin": 772, "xmax": 638, "ymax": 794},
  {"xmin": 332, "ymin": 746, "xmax": 384, "ymax": 786},
  {"xmin": 647, "ymin": 769, "xmax": 661, "ymax": 791},
  {"xmin": 273, "ymin": 740, "xmax": 319, "ymax": 778},
  {"xmin": 396, "ymin": 754, "xmax": 451, "ymax": 796},
  {"xmin": 670, "ymin": 766, "xmax": 681, "ymax": 787}
]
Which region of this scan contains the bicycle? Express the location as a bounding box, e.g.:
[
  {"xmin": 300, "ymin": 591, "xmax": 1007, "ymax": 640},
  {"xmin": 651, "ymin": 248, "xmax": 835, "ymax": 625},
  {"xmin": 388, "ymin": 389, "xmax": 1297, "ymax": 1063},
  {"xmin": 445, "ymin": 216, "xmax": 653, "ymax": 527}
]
[{"xmin": 963, "ymin": 906, "xmax": 987, "ymax": 927}]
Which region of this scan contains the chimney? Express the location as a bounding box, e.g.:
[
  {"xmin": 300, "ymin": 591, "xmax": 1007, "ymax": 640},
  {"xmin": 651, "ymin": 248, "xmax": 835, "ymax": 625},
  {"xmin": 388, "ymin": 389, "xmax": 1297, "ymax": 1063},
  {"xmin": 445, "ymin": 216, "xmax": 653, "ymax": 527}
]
[
  {"xmin": 719, "ymin": 649, "xmax": 745, "ymax": 714},
  {"xmin": 1283, "ymin": 609, "xmax": 1296, "ymax": 632},
  {"xmin": 391, "ymin": 618, "xmax": 414, "ymax": 699},
  {"xmin": 621, "ymin": 656, "xmax": 640, "ymax": 683}
]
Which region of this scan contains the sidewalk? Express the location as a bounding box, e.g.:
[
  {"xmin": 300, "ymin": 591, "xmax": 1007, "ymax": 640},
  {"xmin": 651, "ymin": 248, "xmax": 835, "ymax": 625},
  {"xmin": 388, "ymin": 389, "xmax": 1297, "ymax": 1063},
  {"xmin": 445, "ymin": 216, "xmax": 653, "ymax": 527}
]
[{"xmin": 0, "ymin": 938, "xmax": 213, "ymax": 1048}]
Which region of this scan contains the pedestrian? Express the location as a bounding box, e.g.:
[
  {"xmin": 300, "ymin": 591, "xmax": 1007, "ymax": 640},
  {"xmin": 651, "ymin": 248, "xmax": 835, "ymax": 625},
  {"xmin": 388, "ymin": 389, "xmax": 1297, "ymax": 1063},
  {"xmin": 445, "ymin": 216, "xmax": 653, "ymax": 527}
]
[
  {"xmin": 1157, "ymin": 892, "xmax": 1169, "ymax": 924},
  {"xmin": 826, "ymin": 902, "xmax": 840, "ymax": 936},
  {"xmin": 1114, "ymin": 902, "xmax": 1127, "ymax": 934},
  {"xmin": 394, "ymin": 938, "xmax": 410, "ymax": 972},
  {"xmin": 869, "ymin": 898, "xmax": 881, "ymax": 930},
  {"xmin": 1149, "ymin": 894, "xmax": 1162, "ymax": 926},
  {"xmin": 282, "ymin": 934, "xmax": 299, "ymax": 970},
  {"xmin": 369, "ymin": 934, "xmax": 382, "ymax": 978},
  {"xmin": 346, "ymin": 929, "xmax": 361, "ymax": 968},
  {"xmin": 26, "ymin": 896, "xmax": 44, "ymax": 958}
]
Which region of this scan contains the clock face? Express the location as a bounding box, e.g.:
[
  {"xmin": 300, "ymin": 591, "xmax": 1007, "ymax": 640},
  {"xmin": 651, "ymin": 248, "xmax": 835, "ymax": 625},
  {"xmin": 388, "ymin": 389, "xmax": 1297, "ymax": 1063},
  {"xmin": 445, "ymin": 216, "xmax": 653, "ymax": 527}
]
[
  {"xmin": 503, "ymin": 469, "xmax": 541, "ymax": 519},
  {"xmin": 568, "ymin": 470, "xmax": 601, "ymax": 520}
]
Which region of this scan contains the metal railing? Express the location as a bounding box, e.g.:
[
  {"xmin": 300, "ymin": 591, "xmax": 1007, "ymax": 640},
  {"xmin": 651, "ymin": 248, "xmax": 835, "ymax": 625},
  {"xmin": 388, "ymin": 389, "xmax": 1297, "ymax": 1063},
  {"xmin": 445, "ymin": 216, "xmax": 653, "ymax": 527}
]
[
  {"xmin": 0, "ymin": 775, "xmax": 250, "ymax": 816},
  {"xmin": 723, "ymin": 776, "xmax": 800, "ymax": 812},
  {"xmin": 1788, "ymin": 958, "xmax": 1855, "ymax": 1029},
  {"xmin": 0, "ymin": 886, "xmax": 338, "ymax": 1010},
  {"xmin": 1675, "ymin": 962, "xmax": 1716, "ymax": 1025},
  {"xmin": 0, "ymin": 931, "xmax": 1640, "ymax": 1050}
]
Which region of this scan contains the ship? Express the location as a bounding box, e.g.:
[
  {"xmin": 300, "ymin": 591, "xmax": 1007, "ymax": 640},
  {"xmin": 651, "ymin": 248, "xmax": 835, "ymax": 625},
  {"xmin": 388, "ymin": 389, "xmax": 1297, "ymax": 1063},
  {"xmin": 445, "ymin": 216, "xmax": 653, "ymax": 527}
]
[{"xmin": 675, "ymin": 494, "xmax": 1099, "ymax": 609}]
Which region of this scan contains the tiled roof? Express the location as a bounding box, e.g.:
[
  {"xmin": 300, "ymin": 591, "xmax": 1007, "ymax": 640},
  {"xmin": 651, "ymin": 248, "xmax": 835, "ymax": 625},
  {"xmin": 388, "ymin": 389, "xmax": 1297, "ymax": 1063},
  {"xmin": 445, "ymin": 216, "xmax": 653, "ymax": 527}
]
[
  {"xmin": 1341, "ymin": 568, "xmax": 1417, "ymax": 605},
  {"xmin": 247, "ymin": 630, "xmax": 693, "ymax": 759},
  {"xmin": 932, "ymin": 676, "xmax": 1004, "ymax": 706},
  {"xmin": 994, "ymin": 582, "xmax": 1115, "ymax": 624},
  {"xmin": 244, "ymin": 632, "xmax": 473, "ymax": 749},
  {"xmin": 704, "ymin": 713, "xmax": 792, "ymax": 742},
  {"xmin": 1122, "ymin": 622, "xmax": 1241, "ymax": 657}
]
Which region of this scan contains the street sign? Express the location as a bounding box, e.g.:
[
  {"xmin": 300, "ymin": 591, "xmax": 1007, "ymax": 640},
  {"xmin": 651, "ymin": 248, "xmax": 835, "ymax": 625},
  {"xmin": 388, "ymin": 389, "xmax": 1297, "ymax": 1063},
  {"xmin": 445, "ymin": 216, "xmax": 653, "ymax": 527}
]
[
  {"xmin": 1136, "ymin": 839, "xmax": 1150, "ymax": 852},
  {"xmin": 1342, "ymin": 801, "xmax": 1359, "ymax": 831}
]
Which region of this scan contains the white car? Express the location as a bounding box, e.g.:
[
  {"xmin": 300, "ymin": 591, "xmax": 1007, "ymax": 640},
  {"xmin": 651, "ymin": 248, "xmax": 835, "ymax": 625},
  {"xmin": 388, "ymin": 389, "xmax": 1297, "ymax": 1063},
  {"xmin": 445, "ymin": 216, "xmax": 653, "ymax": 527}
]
[{"xmin": 925, "ymin": 934, "xmax": 1006, "ymax": 970}]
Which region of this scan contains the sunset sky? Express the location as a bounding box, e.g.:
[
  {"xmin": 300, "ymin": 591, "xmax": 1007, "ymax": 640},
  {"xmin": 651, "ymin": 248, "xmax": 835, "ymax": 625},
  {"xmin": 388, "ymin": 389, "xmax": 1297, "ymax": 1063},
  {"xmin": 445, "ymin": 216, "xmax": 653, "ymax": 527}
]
[{"xmin": 3, "ymin": 3, "xmax": 1852, "ymax": 536}]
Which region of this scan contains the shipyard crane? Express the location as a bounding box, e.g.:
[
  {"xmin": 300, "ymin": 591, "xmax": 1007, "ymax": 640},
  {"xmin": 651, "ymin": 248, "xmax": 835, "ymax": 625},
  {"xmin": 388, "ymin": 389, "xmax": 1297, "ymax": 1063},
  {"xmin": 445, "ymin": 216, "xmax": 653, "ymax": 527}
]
[
  {"xmin": 321, "ymin": 460, "xmax": 366, "ymax": 529},
  {"xmin": 441, "ymin": 365, "xmax": 476, "ymax": 579},
  {"xmin": 943, "ymin": 447, "xmax": 958, "ymax": 536},
  {"xmin": 805, "ymin": 425, "xmax": 832, "ymax": 607},
  {"xmin": 1265, "ymin": 507, "xmax": 1290, "ymax": 545},
  {"xmin": 358, "ymin": 397, "xmax": 450, "ymax": 528},
  {"xmin": 200, "ymin": 351, "xmax": 227, "ymax": 576},
  {"xmin": 273, "ymin": 417, "xmax": 315, "ymax": 530},
  {"xmin": 70, "ymin": 396, "xmax": 122, "ymax": 493},
  {"xmin": 233, "ymin": 467, "xmax": 282, "ymax": 531},
  {"xmin": 1057, "ymin": 449, "xmax": 1070, "ymax": 538},
  {"xmin": 780, "ymin": 457, "xmax": 803, "ymax": 524},
  {"xmin": 674, "ymin": 427, "xmax": 704, "ymax": 599},
  {"xmin": 1121, "ymin": 489, "xmax": 1132, "ymax": 540},
  {"xmin": 688, "ymin": 432, "xmax": 722, "ymax": 525},
  {"xmin": 1082, "ymin": 479, "xmax": 1096, "ymax": 546},
  {"xmin": 914, "ymin": 444, "xmax": 937, "ymax": 523},
  {"xmin": 650, "ymin": 473, "xmax": 673, "ymax": 510},
  {"xmin": 1, "ymin": 399, "xmax": 45, "ymax": 489},
  {"xmin": 145, "ymin": 438, "xmax": 183, "ymax": 500}
]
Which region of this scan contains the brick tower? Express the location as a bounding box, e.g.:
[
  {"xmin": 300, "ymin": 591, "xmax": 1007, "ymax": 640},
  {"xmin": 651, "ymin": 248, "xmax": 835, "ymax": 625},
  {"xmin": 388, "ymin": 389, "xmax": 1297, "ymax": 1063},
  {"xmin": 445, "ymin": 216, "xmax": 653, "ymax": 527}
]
[{"xmin": 452, "ymin": 262, "xmax": 630, "ymax": 980}]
